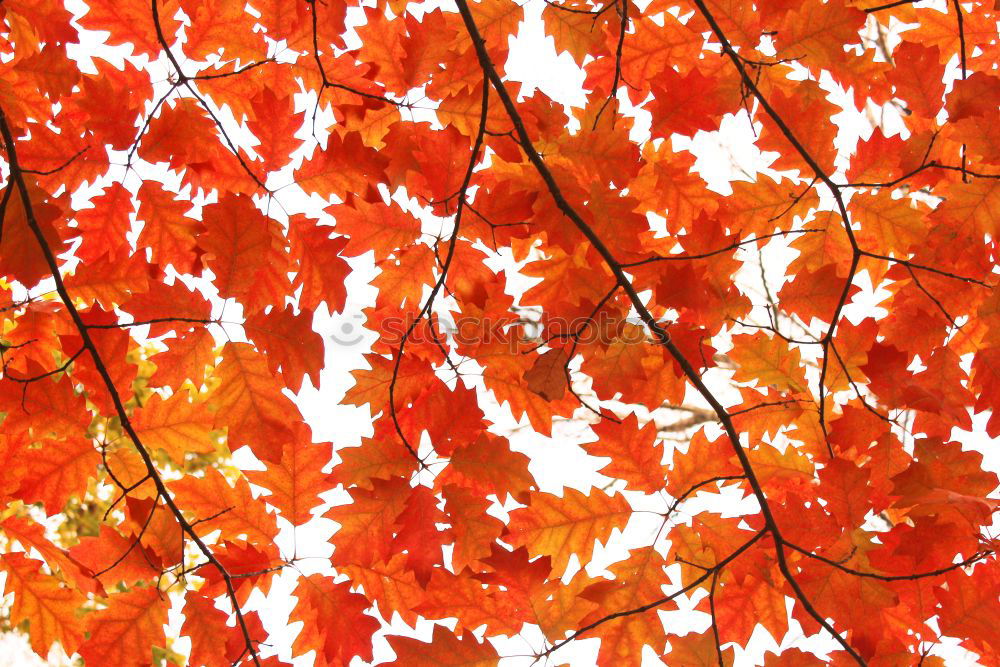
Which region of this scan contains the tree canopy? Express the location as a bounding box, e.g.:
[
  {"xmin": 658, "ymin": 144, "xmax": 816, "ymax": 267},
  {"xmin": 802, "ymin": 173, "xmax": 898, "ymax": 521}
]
[{"xmin": 1, "ymin": 0, "xmax": 1000, "ymax": 665}]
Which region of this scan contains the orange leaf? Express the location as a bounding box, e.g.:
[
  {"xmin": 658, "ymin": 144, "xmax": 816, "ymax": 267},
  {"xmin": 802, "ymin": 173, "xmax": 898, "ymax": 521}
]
[
  {"xmin": 384, "ymin": 624, "xmax": 500, "ymax": 666},
  {"xmin": 328, "ymin": 195, "xmax": 422, "ymax": 259},
  {"xmin": 290, "ymin": 575, "xmax": 378, "ymax": 666},
  {"xmin": 211, "ymin": 342, "xmax": 297, "ymax": 464},
  {"xmin": 245, "ymin": 305, "xmax": 325, "ymax": 392},
  {"xmin": 170, "ymin": 467, "xmax": 279, "ymax": 547},
  {"xmin": 131, "ymin": 391, "xmax": 216, "ymax": 463},
  {"xmin": 79, "ymin": 587, "xmax": 167, "ymax": 666},
  {"xmin": 507, "ymin": 487, "xmax": 632, "ymax": 575},
  {"xmin": 246, "ymin": 422, "xmax": 331, "ymax": 525},
  {"xmin": 0, "ymin": 553, "xmax": 85, "ymax": 658},
  {"xmin": 586, "ymin": 413, "xmax": 668, "ymax": 494}
]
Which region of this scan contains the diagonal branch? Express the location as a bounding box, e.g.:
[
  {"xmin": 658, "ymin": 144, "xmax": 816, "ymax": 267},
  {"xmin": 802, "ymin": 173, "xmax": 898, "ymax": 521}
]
[
  {"xmin": 785, "ymin": 542, "xmax": 992, "ymax": 582},
  {"xmin": 151, "ymin": 0, "xmax": 268, "ymax": 194},
  {"xmin": 388, "ymin": 77, "xmax": 491, "ymax": 467},
  {"xmin": 0, "ymin": 106, "xmax": 264, "ymax": 667},
  {"xmin": 538, "ymin": 529, "xmax": 767, "ymax": 658},
  {"xmin": 453, "ymin": 2, "xmax": 866, "ymax": 663}
]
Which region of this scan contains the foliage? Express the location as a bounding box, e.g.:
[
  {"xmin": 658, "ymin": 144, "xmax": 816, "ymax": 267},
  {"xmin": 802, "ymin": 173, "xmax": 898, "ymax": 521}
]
[{"xmin": 1, "ymin": 0, "xmax": 999, "ymax": 665}]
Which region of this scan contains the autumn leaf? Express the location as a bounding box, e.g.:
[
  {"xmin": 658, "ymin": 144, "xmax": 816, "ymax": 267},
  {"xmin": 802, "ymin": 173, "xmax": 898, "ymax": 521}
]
[
  {"xmin": 245, "ymin": 422, "xmax": 331, "ymax": 526},
  {"xmin": 79, "ymin": 587, "xmax": 167, "ymax": 666},
  {"xmin": 291, "ymin": 575, "xmax": 378, "ymax": 666},
  {"xmin": 729, "ymin": 333, "xmax": 810, "ymax": 395},
  {"xmin": 131, "ymin": 391, "xmax": 216, "ymax": 463},
  {"xmin": 0, "ymin": 553, "xmax": 85, "ymax": 657},
  {"xmin": 507, "ymin": 487, "xmax": 632, "ymax": 575},
  {"xmin": 170, "ymin": 467, "xmax": 279, "ymax": 547},
  {"xmin": 383, "ymin": 624, "xmax": 500, "ymax": 666},
  {"xmin": 523, "ymin": 347, "xmax": 570, "ymax": 402},
  {"xmin": 181, "ymin": 592, "xmax": 231, "ymax": 667},
  {"xmin": 210, "ymin": 341, "xmax": 297, "ymax": 464},
  {"xmin": 244, "ymin": 305, "xmax": 325, "ymax": 392}
]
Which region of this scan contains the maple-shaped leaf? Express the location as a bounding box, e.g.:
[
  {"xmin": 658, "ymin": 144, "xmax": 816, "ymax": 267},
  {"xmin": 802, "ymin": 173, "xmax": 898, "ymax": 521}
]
[
  {"xmin": 578, "ymin": 547, "xmax": 673, "ymax": 665},
  {"xmin": 210, "ymin": 341, "xmax": 297, "ymax": 464},
  {"xmin": 77, "ymin": 0, "xmax": 180, "ymax": 56},
  {"xmin": 328, "ymin": 195, "xmax": 422, "ymax": 259},
  {"xmin": 131, "ymin": 391, "xmax": 216, "ymax": 463},
  {"xmin": 507, "ymin": 487, "xmax": 632, "ymax": 575},
  {"xmin": 414, "ymin": 569, "xmax": 521, "ymax": 637},
  {"xmin": 542, "ymin": 1, "xmax": 612, "ymax": 65},
  {"xmin": 530, "ymin": 567, "xmax": 601, "ymax": 642},
  {"xmin": 523, "ymin": 347, "xmax": 570, "ymax": 402},
  {"xmin": 390, "ymin": 484, "xmax": 451, "ymax": 586},
  {"xmin": 779, "ymin": 263, "xmax": 859, "ymax": 326},
  {"xmin": 179, "ymin": 0, "xmax": 266, "ymax": 62},
  {"xmin": 12, "ymin": 43, "xmax": 78, "ymax": 105},
  {"xmin": 729, "ymin": 333, "xmax": 810, "ymax": 395},
  {"xmin": 71, "ymin": 57, "xmax": 152, "ymax": 150},
  {"xmin": 889, "ymin": 437, "xmax": 998, "ymax": 531},
  {"xmin": 669, "ymin": 514, "xmax": 761, "ymax": 586},
  {"xmin": 138, "ymin": 98, "xmax": 219, "ymax": 170},
  {"xmin": 742, "ymin": 441, "xmax": 812, "ymax": 501},
  {"xmin": 245, "ymin": 305, "xmax": 324, "ymax": 392},
  {"xmin": 665, "ymin": 631, "xmax": 735, "ymax": 667},
  {"xmin": 181, "ymin": 592, "xmax": 232, "ymax": 667},
  {"xmin": 372, "ymin": 243, "xmax": 436, "ymax": 311},
  {"xmin": 330, "ymin": 432, "xmax": 419, "ymax": 490},
  {"xmin": 648, "ymin": 65, "xmax": 739, "ymax": 138},
  {"xmin": 935, "ymin": 566, "xmax": 1000, "ymax": 661},
  {"xmin": 383, "ymin": 624, "xmax": 500, "ymax": 666},
  {"xmin": 69, "ymin": 525, "xmax": 160, "ymax": 588},
  {"xmin": 291, "ymin": 575, "xmax": 378, "ymax": 666},
  {"xmin": 667, "ymin": 428, "xmax": 744, "ymax": 500},
  {"xmin": 442, "ymin": 484, "xmax": 504, "ymax": 573},
  {"xmin": 66, "ymin": 254, "xmax": 153, "ymax": 312},
  {"xmin": 585, "ymin": 413, "xmax": 668, "ymax": 493},
  {"xmin": 247, "ymin": 85, "xmax": 305, "ymax": 172},
  {"xmin": 435, "ymin": 433, "xmax": 534, "ymax": 502},
  {"xmin": 339, "ymin": 554, "xmax": 426, "ymax": 627},
  {"xmin": 929, "ymin": 176, "xmax": 1000, "ymax": 238},
  {"xmin": 134, "ymin": 180, "xmax": 203, "ymax": 273},
  {"xmin": 149, "ymin": 328, "xmax": 216, "ymax": 390},
  {"xmin": 476, "ymin": 337, "xmax": 581, "ymax": 436},
  {"xmin": 342, "ymin": 352, "xmax": 437, "ymax": 415},
  {"xmin": 79, "ymin": 586, "xmax": 167, "ymax": 666},
  {"xmin": 288, "ymin": 215, "xmax": 351, "ymax": 312},
  {"xmin": 295, "ymin": 131, "xmax": 388, "ymax": 201},
  {"xmin": 776, "ymin": 1, "xmax": 866, "ymax": 73},
  {"xmin": 246, "ymin": 422, "xmax": 331, "ymax": 526},
  {"xmin": 326, "ymin": 476, "xmax": 412, "ymax": 568},
  {"xmin": 711, "ymin": 566, "xmax": 789, "ymax": 647},
  {"xmin": 17, "ymin": 422, "xmax": 101, "ymax": 513},
  {"xmin": 72, "ymin": 182, "xmax": 133, "ymax": 262},
  {"xmin": 887, "ymin": 42, "xmax": 946, "ymax": 120},
  {"xmin": 199, "ymin": 540, "xmax": 282, "ymax": 606},
  {"xmin": 200, "ymin": 195, "xmax": 290, "ymax": 314},
  {"xmin": 170, "ymin": 467, "xmax": 279, "ymax": 547},
  {"xmin": 793, "ymin": 558, "xmax": 899, "ymax": 660},
  {"xmin": 0, "ymin": 179, "xmax": 64, "ymax": 288},
  {"xmin": 0, "ymin": 553, "xmax": 85, "ymax": 658}
]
